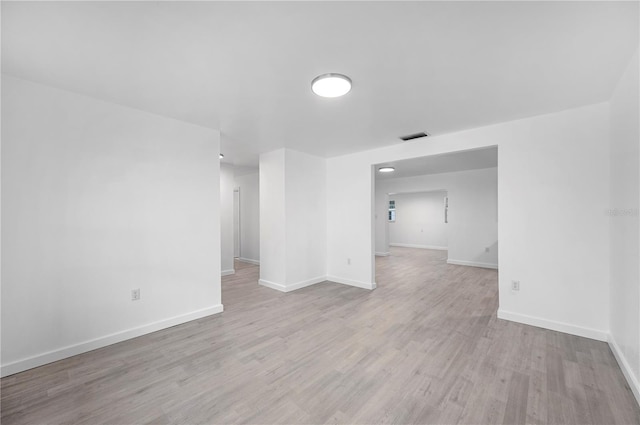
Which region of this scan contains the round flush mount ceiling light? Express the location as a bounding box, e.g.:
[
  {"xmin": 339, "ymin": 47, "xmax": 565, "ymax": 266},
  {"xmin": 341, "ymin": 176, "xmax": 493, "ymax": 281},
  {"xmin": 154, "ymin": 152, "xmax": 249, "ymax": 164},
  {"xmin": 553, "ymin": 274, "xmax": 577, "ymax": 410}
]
[
  {"xmin": 311, "ymin": 73, "xmax": 352, "ymax": 98},
  {"xmin": 378, "ymin": 167, "xmax": 395, "ymax": 173}
]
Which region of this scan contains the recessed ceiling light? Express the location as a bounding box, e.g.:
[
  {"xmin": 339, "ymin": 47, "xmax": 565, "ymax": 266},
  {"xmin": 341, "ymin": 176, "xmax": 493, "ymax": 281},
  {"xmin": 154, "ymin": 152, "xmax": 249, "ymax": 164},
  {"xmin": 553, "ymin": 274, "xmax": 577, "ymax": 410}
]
[
  {"xmin": 378, "ymin": 167, "xmax": 395, "ymax": 173},
  {"xmin": 311, "ymin": 73, "xmax": 352, "ymax": 98},
  {"xmin": 219, "ymin": 154, "xmax": 224, "ymax": 159}
]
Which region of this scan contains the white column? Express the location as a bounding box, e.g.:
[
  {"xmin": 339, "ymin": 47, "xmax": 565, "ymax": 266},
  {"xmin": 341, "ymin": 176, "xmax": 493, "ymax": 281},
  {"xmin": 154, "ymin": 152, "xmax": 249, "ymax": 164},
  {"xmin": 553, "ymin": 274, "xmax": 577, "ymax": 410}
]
[{"xmin": 259, "ymin": 149, "xmax": 326, "ymax": 291}]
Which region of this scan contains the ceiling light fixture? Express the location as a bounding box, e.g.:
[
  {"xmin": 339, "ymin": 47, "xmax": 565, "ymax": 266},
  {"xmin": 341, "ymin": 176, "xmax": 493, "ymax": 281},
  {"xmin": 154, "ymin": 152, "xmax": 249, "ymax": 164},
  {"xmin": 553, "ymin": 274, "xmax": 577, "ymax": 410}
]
[
  {"xmin": 219, "ymin": 154, "xmax": 224, "ymax": 159},
  {"xmin": 311, "ymin": 73, "xmax": 352, "ymax": 98},
  {"xmin": 378, "ymin": 167, "xmax": 395, "ymax": 173}
]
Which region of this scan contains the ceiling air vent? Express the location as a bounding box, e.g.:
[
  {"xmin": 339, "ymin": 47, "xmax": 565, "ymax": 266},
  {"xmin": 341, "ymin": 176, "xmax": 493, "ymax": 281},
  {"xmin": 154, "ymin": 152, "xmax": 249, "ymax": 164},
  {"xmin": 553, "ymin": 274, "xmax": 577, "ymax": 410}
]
[{"xmin": 399, "ymin": 132, "xmax": 429, "ymax": 141}]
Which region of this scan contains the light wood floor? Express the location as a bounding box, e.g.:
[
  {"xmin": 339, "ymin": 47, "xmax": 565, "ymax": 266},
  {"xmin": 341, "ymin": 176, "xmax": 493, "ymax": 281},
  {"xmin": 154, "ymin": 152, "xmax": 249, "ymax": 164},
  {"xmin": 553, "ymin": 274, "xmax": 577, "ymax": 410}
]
[{"xmin": 2, "ymin": 247, "xmax": 639, "ymax": 424}]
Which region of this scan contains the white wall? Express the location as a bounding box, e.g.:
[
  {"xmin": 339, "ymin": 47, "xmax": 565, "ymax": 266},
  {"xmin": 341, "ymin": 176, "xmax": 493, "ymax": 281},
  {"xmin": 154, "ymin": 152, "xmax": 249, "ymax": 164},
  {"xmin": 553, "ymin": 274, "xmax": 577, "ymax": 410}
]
[
  {"xmin": 327, "ymin": 103, "xmax": 610, "ymax": 340},
  {"xmin": 235, "ymin": 172, "xmax": 260, "ymax": 263},
  {"xmin": 259, "ymin": 150, "xmax": 287, "ymax": 286},
  {"xmin": 374, "ymin": 191, "xmax": 390, "ymax": 256},
  {"xmin": 388, "ymin": 191, "xmax": 449, "ymax": 250},
  {"xmin": 378, "ymin": 167, "xmax": 498, "ymax": 268},
  {"xmin": 220, "ymin": 163, "xmax": 235, "ymax": 275},
  {"xmin": 284, "ymin": 149, "xmax": 326, "ymax": 286},
  {"xmin": 259, "ymin": 149, "xmax": 327, "ymax": 291},
  {"xmin": 608, "ymin": 48, "xmax": 640, "ymax": 403},
  {"xmin": 1, "ymin": 76, "xmax": 222, "ymax": 376},
  {"xmin": 233, "ymin": 190, "xmax": 240, "ymax": 258}
]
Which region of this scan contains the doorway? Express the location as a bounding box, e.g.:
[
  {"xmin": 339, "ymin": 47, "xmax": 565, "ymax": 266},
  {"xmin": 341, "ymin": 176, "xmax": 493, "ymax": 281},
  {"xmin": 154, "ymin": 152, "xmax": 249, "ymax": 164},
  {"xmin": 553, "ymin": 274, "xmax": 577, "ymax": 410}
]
[
  {"xmin": 373, "ymin": 147, "xmax": 499, "ymax": 284},
  {"xmin": 387, "ymin": 190, "xmax": 449, "ymax": 251}
]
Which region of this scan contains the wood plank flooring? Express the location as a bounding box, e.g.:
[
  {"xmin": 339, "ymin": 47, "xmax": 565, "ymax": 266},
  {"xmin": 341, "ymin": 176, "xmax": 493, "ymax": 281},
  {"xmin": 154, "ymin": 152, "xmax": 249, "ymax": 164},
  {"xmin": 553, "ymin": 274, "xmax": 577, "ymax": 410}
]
[{"xmin": 2, "ymin": 247, "xmax": 639, "ymax": 424}]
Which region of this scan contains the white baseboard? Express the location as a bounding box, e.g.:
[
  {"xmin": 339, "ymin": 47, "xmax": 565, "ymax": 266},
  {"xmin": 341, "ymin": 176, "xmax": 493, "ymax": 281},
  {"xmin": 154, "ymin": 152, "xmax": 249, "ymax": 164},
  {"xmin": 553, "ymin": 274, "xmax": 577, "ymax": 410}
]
[
  {"xmin": 238, "ymin": 258, "xmax": 260, "ymax": 265},
  {"xmin": 258, "ymin": 276, "xmax": 326, "ymax": 293},
  {"xmin": 608, "ymin": 334, "xmax": 640, "ymax": 406},
  {"xmin": 326, "ymin": 275, "xmax": 377, "ymax": 290},
  {"xmin": 497, "ymin": 309, "xmax": 607, "ymax": 342},
  {"xmin": 390, "ymin": 243, "xmax": 448, "ymax": 251},
  {"xmin": 258, "ymin": 279, "xmax": 288, "ymax": 292},
  {"xmin": 286, "ymin": 276, "xmax": 327, "ymax": 292},
  {"xmin": 221, "ymin": 269, "xmax": 235, "ymax": 276},
  {"xmin": 259, "ymin": 275, "xmax": 377, "ymax": 292},
  {"xmin": 375, "ymin": 252, "xmax": 391, "ymax": 257},
  {"xmin": 0, "ymin": 304, "xmax": 224, "ymax": 378},
  {"xmin": 447, "ymin": 259, "xmax": 498, "ymax": 269}
]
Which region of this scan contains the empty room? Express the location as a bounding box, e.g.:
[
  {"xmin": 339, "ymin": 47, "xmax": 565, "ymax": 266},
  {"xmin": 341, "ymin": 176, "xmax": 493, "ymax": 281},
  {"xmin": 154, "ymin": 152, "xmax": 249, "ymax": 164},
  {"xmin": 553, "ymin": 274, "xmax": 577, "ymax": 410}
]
[
  {"xmin": 1, "ymin": 2, "xmax": 639, "ymax": 424},
  {"xmin": 374, "ymin": 147, "xmax": 498, "ymax": 268}
]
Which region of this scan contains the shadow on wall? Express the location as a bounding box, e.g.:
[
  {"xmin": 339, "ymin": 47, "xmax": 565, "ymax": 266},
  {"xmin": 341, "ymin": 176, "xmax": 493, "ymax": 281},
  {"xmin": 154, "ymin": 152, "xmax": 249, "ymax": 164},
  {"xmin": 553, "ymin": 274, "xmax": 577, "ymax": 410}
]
[
  {"xmin": 446, "ymin": 240, "xmax": 498, "ymax": 270},
  {"xmin": 469, "ymin": 240, "xmax": 499, "ymax": 268}
]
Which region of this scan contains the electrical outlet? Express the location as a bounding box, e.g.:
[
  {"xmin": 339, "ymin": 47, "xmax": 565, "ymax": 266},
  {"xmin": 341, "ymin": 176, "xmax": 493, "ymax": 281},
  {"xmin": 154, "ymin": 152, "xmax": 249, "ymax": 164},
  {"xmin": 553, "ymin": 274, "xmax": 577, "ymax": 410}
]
[
  {"xmin": 131, "ymin": 289, "xmax": 140, "ymax": 301},
  {"xmin": 347, "ymin": 258, "xmax": 351, "ymax": 265},
  {"xmin": 511, "ymin": 281, "xmax": 520, "ymax": 292}
]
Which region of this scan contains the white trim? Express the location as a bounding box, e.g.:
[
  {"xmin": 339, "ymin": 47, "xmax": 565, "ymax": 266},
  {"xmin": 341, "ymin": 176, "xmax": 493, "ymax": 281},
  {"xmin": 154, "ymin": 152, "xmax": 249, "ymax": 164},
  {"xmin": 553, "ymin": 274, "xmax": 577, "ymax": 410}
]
[
  {"xmin": 326, "ymin": 275, "xmax": 377, "ymax": 290},
  {"xmin": 608, "ymin": 334, "xmax": 640, "ymax": 406},
  {"xmin": 286, "ymin": 276, "xmax": 326, "ymax": 292},
  {"xmin": 258, "ymin": 276, "xmax": 326, "ymax": 293},
  {"xmin": 447, "ymin": 259, "xmax": 498, "ymax": 269},
  {"xmin": 221, "ymin": 269, "xmax": 235, "ymax": 276},
  {"xmin": 259, "ymin": 275, "xmax": 377, "ymax": 292},
  {"xmin": 375, "ymin": 251, "xmax": 390, "ymax": 257},
  {"xmin": 390, "ymin": 243, "xmax": 448, "ymax": 251},
  {"xmin": 497, "ymin": 309, "xmax": 607, "ymax": 342},
  {"xmin": 258, "ymin": 279, "xmax": 287, "ymax": 291},
  {"xmin": 0, "ymin": 304, "xmax": 224, "ymax": 378},
  {"xmin": 387, "ymin": 188, "xmax": 447, "ymax": 196},
  {"xmin": 238, "ymin": 257, "xmax": 260, "ymax": 265}
]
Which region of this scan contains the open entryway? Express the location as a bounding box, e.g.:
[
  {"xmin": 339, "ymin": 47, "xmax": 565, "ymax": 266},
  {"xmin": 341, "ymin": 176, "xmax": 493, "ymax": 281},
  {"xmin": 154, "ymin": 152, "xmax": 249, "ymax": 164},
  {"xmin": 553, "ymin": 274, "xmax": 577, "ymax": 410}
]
[
  {"xmin": 385, "ymin": 190, "xmax": 449, "ymax": 252},
  {"xmin": 373, "ymin": 147, "xmax": 498, "ymax": 285},
  {"xmin": 221, "ymin": 164, "xmax": 261, "ymax": 281}
]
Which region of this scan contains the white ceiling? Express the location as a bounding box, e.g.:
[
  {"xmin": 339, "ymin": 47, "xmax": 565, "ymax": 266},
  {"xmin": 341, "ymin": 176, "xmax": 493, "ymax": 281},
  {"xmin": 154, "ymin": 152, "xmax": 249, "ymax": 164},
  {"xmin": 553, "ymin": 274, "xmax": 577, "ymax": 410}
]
[
  {"xmin": 2, "ymin": 2, "xmax": 638, "ymax": 167},
  {"xmin": 375, "ymin": 146, "xmax": 497, "ymax": 180}
]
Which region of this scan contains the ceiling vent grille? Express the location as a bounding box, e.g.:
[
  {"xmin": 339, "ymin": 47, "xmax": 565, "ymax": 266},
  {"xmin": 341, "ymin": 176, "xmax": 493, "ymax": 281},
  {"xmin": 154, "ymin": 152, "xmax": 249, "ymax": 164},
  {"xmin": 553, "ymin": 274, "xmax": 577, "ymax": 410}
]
[{"xmin": 399, "ymin": 132, "xmax": 429, "ymax": 141}]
